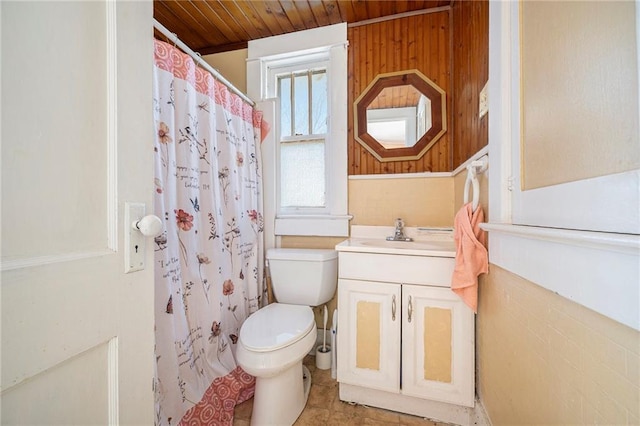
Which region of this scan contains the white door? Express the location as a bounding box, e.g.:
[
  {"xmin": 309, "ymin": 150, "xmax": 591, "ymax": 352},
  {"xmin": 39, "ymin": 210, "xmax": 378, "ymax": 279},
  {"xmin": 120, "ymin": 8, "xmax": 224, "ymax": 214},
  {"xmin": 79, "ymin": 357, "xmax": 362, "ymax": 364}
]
[
  {"xmin": 402, "ymin": 285, "xmax": 475, "ymax": 407},
  {"xmin": 336, "ymin": 279, "xmax": 400, "ymax": 393},
  {"xmin": 1, "ymin": 2, "xmax": 154, "ymax": 424}
]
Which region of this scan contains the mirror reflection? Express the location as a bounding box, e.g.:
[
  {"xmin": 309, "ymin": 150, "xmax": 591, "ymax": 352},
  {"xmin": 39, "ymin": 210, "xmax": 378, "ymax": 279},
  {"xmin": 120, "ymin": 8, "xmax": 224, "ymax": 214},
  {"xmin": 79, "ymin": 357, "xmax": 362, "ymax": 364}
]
[
  {"xmin": 366, "ymin": 84, "xmax": 432, "ymax": 149},
  {"xmin": 354, "ymin": 70, "xmax": 447, "ymax": 163}
]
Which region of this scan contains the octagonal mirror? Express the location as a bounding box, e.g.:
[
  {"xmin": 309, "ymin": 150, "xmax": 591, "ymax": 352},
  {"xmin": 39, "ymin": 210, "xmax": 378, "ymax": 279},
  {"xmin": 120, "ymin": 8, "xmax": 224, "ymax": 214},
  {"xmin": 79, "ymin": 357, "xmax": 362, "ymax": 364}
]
[{"xmin": 354, "ymin": 70, "xmax": 447, "ymax": 162}]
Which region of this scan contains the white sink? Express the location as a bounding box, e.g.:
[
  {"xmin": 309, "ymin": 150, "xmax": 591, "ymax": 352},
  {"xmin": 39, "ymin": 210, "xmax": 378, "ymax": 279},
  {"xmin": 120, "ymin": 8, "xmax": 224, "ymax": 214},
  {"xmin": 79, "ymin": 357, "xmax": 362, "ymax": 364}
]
[
  {"xmin": 360, "ymin": 239, "xmax": 454, "ymax": 251},
  {"xmin": 336, "ymin": 237, "xmax": 455, "ymax": 258}
]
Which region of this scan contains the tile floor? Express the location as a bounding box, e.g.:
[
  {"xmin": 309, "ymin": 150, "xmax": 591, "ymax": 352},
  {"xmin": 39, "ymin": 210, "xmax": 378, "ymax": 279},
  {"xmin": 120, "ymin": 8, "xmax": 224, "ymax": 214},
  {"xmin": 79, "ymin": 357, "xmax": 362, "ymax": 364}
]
[{"xmin": 233, "ymin": 355, "xmax": 449, "ymax": 426}]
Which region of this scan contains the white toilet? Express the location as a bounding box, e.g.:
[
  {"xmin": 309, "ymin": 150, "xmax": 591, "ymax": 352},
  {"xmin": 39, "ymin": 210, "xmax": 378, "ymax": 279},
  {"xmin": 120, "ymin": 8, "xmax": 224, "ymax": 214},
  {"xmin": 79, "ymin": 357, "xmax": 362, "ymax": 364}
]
[{"xmin": 236, "ymin": 248, "xmax": 338, "ymax": 425}]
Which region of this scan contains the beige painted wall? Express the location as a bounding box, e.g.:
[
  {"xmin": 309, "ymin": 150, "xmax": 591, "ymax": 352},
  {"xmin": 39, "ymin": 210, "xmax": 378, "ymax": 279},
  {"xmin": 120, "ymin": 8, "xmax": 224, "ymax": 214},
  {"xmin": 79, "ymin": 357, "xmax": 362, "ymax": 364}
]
[
  {"xmin": 477, "ymin": 266, "xmax": 640, "ymax": 424},
  {"xmin": 202, "ymin": 48, "xmax": 248, "ymax": 95},
  {"xmin": 349, "ymin": 177, "xmax": 455, "ymax": 228},
  {"xmin": 520, "ymin": 1, "xmax": 639, "ymax": 189}
]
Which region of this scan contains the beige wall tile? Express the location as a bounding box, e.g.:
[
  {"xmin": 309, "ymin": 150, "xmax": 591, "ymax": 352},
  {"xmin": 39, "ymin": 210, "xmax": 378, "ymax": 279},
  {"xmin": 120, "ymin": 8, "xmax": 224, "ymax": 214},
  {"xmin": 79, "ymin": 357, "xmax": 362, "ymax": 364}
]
[
  {"xmin": 582, "ymin": 350, "xmax": 639, "ymax": 420},
  {"xmin": 348, "ymin": 177, "xmax": 454, "ymax": 227},
  {"xmin": 478, "ymin": 265, "xmax": 640, "ymax": 425},
  {"xmin": 627, "ymin": 349, "xmax": 640, "ymax": 386}
]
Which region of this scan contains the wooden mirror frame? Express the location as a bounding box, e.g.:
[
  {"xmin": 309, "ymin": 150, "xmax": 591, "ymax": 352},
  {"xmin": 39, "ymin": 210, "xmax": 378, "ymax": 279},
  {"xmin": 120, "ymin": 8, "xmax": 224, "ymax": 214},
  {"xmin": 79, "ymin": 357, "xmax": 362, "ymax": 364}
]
[{"xmin": 354, "ymin": 70, "xmax": 447, "ymax": 162}]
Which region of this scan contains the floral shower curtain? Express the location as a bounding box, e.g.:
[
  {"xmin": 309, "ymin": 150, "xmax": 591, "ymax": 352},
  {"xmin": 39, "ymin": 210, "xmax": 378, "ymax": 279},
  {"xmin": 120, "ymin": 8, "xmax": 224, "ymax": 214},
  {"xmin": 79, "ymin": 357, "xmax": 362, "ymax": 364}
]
[{"xmin": 152, "ymin": 39, "xmax": 266, "ymax": 426}]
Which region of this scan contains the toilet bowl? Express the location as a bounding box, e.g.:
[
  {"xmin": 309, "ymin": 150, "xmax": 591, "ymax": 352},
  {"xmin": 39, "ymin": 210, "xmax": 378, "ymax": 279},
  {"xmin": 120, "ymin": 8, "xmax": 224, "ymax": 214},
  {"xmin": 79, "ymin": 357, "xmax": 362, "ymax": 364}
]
[
  {"xmin": 236, "ymin": 303, "xmax": 316, "ymax": 425},
  {"xmin": 236, "ymin": 248, "xmax": 338, "ymax": 426}
]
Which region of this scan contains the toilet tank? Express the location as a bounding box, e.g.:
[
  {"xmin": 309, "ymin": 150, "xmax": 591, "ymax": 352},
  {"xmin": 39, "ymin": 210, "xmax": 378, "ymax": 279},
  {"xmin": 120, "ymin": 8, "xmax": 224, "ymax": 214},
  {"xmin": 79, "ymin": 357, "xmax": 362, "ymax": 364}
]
[{"xmin": 266, "ymin": 248, "xmax": 338, "ymax": 306}]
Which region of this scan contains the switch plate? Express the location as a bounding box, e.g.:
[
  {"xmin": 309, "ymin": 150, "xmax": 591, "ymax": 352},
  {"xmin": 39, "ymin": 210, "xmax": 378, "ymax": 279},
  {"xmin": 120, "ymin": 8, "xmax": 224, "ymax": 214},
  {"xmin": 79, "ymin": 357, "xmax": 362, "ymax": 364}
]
[
  {"xmin": 124, "ymin": 202, "xmax": 146, "ymax": 273},
  {"xmin": 479, "ymin": 82, "xmax": 488, "ymax": 119}
]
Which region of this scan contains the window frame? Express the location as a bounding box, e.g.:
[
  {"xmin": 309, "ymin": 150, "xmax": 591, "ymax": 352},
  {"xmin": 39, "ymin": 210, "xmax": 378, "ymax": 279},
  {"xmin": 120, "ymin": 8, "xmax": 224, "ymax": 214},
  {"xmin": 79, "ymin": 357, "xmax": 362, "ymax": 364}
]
[{"xmin": 247, "ymin": 23, "xmax": 350, "ymax": 240}]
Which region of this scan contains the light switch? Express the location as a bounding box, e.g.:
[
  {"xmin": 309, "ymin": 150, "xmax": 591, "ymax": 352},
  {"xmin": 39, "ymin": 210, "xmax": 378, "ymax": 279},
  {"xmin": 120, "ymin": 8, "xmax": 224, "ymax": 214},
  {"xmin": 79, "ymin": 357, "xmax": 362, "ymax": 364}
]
[
  {"xmin": 479, "ymin": 82, "xmax": 488, "ymax": 119},
  {"xmin": 124, "ymin": 202, "xmax": 146, "ymax": 273}
]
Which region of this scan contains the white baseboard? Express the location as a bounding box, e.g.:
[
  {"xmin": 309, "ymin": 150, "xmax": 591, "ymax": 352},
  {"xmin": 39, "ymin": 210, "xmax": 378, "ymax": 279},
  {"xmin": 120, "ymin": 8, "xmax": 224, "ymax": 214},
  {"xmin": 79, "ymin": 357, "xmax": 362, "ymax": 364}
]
[{"xmin": 473, "ymin": 398, "xmax": 492, "ymax": 426}]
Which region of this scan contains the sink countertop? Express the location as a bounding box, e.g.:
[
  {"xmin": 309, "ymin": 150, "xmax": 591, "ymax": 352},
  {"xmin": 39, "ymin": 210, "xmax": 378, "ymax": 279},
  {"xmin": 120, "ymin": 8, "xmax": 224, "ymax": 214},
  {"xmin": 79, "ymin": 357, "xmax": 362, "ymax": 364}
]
[{"xmin": 336, "ymin": 225, "xmax": 455, "ymax": 258}]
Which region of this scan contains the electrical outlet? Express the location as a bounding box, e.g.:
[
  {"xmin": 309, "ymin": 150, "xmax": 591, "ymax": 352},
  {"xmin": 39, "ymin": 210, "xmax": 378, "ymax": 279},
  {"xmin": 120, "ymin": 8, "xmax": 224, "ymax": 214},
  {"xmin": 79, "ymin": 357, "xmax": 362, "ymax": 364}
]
[{"xmin": 479, "ymin": 82, "xmax": 488, "ymax": 119}]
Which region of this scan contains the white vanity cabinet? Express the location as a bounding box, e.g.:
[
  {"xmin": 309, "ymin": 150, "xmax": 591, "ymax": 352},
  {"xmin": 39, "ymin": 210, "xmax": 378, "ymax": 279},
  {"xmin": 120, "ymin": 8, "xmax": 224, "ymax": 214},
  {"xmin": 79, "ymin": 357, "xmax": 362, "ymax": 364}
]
[
  {"xmin": 400, "ymin": 283, "xmax": 474, "ymax": 406},
  {"xmin": 336, "ymin": 241, "xmax": 475, "ymax": 425}
]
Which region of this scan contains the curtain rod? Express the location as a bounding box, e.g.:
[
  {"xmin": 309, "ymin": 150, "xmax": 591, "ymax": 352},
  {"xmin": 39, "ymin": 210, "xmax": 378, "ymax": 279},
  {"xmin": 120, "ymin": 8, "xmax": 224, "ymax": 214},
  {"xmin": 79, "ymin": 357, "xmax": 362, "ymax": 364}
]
[{"xmin": 153, "ymin": 19, "xmax": 255, "ymax": 106}]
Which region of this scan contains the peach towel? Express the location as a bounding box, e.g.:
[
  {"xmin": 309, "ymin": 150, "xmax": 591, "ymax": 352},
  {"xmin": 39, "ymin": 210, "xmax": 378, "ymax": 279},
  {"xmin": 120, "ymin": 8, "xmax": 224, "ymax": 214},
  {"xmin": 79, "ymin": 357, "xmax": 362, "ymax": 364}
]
[{"xmin": 451, "ymin": 203, "xmax": 488, "ymax": 313}]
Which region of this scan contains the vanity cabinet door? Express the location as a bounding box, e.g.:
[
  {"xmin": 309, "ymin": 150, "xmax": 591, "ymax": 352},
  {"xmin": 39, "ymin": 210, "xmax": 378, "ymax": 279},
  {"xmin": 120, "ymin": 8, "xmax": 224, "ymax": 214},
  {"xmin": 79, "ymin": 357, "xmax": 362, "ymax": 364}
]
[
  {"xmin": 401, "ymin": 284, "xmax": 475, "ymax": 407},
  {"xmin": 337, "ymin": 278, "xmax": 400, "ymax": 393}
]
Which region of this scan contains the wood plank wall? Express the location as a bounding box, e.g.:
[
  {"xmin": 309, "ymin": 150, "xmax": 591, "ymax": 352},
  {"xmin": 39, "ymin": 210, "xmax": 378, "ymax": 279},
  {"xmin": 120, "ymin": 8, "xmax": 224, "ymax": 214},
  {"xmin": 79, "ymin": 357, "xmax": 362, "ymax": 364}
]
[
  {"xmin": 347, "ymin": 11, "xmax": 452, "ymax": 175},
  {"xmin": 347, "ymin": 1, "xmax": 489, "ymax": 175},
  {"xmin": 452, "ymin": 0, "xmax": 489, "ymax": 169}
]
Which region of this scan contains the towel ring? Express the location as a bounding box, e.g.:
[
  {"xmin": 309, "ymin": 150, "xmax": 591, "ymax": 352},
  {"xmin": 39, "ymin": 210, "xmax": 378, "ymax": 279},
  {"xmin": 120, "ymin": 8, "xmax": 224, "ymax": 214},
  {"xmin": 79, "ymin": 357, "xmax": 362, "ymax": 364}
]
[{"xmin": 464, "ymin": 166, "xmax": 480, "ymax": 212}]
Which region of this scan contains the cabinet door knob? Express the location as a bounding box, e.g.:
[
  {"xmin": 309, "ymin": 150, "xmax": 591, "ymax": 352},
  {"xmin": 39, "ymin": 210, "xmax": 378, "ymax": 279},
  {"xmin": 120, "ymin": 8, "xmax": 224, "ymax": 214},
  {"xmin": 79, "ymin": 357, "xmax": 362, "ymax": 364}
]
[
  {"xmin": 392, "ymin": 295, "xmax": 396, "ymax": 321},
  {"xmin": 408, "ymin": 296, "xmax": 413, "ymax": 323}
]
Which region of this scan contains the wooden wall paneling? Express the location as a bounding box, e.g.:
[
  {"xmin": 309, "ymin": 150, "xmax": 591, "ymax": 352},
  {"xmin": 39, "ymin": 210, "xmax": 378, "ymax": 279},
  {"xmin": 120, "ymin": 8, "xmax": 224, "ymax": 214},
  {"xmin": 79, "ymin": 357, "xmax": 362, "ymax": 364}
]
[
  {"xmin": 347, "ymin": 26, "xmax": 357, "ymax": 174},
  {"xmin": 393, "ymin": 20, "xmax": 401, "ymax": 77},
  {"xmin": 348, "ymin": 26, "xmax": 355, "ymax": 172},
  {"xmin": 451, "ymin": 0, "xmax": 488, "ymax": 170},
  {"xmin": 408, "ymin": 16, "xmax": 417, "ymax": 70},
  {"xmin": 477, "ymin": 1, "xmax": 489, "ymax": 156},
  {"xmin": 360, "ymin": 26, "xmax": 372, "ymax": 174},
  {"xmin": 441, "ymin": 9, "xmax": 452, "ymax": 172},
  {"xmin": 357, "ymin": 26, "xmax": 366, "ymax": 174},
  {"xmin": 400, "ymin": 17, "xmax": 408, "ymax": 72},
  {"xmin": 471, "ymin": 3, "xmax": 480, "ymax": 161},
  {"xmin": 347, "ymin": 11, "xmax": 452, "ymax": 175},
  {"xmin": 372, "ymin": 21, "xmax": 380, "ymax": 80},
  {"xmin": 448, "ymin": 7, "xmax": 454, "ymax": 170},
  {"xmin": 414, "ymin": 15, "xmax": 426, "ymax": 173},
  {"xmin": 453, "ymin": 0, "xmax": 463, "ymax": 169}
]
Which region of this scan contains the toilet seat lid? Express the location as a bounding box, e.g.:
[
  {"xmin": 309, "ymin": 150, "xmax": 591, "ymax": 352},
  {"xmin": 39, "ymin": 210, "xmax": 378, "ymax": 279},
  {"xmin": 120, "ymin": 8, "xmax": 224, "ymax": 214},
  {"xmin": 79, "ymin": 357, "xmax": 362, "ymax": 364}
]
[{"xmin": 240, "ymin": 303, "xmax": 315, "ymax": 352}]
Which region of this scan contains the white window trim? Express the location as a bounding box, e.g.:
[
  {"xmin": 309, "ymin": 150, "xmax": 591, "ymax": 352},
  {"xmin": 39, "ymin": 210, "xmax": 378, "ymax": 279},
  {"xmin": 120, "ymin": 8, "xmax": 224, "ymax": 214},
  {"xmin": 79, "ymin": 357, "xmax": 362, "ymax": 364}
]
[
  {"xmin": 247, "ymin": 24, "xmax": 350, "ymax": 240},
  {"xmin": 485, "ymin": 1, "xmax": 640, "ymax": 331}
]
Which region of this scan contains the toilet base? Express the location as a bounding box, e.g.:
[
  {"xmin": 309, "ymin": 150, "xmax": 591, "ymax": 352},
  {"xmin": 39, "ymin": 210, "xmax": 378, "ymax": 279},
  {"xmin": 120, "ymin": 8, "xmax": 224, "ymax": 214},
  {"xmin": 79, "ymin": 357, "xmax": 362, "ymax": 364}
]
[
  {"xmin": 250, "ymin": 361, "xmax": 311, "ymax": 425},
  {"xmin": 302, "ymin": 365, "xmax": 311, "ymax": 404}
]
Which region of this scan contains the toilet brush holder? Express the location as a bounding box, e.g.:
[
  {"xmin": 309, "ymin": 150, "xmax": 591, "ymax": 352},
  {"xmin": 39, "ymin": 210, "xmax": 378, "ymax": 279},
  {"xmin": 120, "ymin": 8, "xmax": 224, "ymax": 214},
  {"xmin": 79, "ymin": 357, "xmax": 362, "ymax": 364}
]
[{"xmin": 315, "ymin": 345, "xmax": 332, "ymax": 370}]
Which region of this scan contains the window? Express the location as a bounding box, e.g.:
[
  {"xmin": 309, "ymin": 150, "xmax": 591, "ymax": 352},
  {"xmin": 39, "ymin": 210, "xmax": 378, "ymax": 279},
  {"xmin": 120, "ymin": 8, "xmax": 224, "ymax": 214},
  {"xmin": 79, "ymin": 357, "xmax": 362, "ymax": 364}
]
[
  {"xmin": 276, "ymin": 68, "xmax": 328, "ymax": 211},
  {"xmin": 247, "ymin": 23, "xmax": 349, "ymax": 238}
]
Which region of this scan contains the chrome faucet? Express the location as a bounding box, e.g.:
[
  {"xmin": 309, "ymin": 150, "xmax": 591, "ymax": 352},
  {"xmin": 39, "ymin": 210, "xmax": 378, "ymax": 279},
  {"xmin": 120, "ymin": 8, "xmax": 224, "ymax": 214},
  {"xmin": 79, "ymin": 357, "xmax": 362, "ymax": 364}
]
[{"xmin": 386, "ymin": 218, "xmax": 413, "ymax": 242}]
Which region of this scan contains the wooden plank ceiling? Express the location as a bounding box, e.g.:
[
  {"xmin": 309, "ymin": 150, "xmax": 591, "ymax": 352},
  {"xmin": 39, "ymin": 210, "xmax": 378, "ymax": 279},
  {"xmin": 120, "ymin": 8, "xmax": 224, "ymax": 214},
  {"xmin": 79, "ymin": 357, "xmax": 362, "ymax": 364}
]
[{"xmin": 154, "ymin": 0, "xmax": 452, "ymax": 54}]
